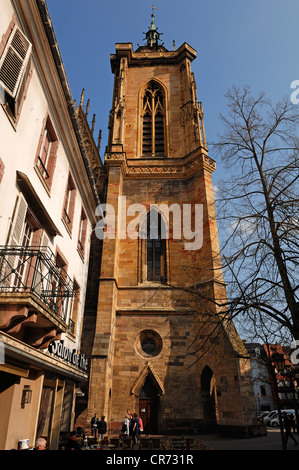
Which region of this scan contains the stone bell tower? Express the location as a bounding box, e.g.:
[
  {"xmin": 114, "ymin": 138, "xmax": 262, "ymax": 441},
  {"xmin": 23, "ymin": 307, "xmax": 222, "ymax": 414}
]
[{"xmin": 85, "ymin": 11, "xmax": 256, "ymax": 435}]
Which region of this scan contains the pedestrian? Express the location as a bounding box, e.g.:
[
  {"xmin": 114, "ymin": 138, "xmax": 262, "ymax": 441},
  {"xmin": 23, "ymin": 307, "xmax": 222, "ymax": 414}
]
[
  {"xmin": 283, "ymin": 412, "xmax": 298, "ymax": 448},
  {"xmin": 91, "ymin": 413, "xmax": 98, "ymax": 439},
  {"xmin": 122, "ymin": 415, "xmax": 130, "ymax": 435},
  {"xmin": 132, "ymin": 412, "xmax": 141, "ymax": 446},
  {"xmin": 289, "ymin": 413, "xmax": 296, "ymax": 433},
  {"xmin": 98, "ymin": 415, "xmax": 107, "ymax": 441},
  {"xmin": 34, "ymin": 437, "xmax": 47, "ymax": 450},
  {"xmin": 127, "ymin": 409, "xmax": 134, "ymax": 436},
  {"xmin": 123, "ymin": 409, "xmax": 132, "ymax": 436},
  {"xmin": 66, "ymin": 431, "xmax": 81, "ymax": 450},
  {"xmin": 76, "ymin": 426, "xmax": 85, "ymax": 439},
  {"xmin": 139, "ymin": 415, "xmax": 143, "ymax": 433}
]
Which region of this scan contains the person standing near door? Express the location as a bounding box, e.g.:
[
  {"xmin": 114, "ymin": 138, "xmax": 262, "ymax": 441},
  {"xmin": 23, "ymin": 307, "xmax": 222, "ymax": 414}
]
[
  {"xmin": 98, "ymin": 415, "xmax": 107, "ymax": 441},
  {"xmin": 132, "ymin": 413, "xmax": 141, "ymax": 445},
  {"xmin": 91, "ymin": 414, "xmax": 99, "ymax": 439},
  {"xmin": 126, "ymin": 409, "xmax": 133, "ymax": 436},
  {"xmin": 123, "ymin": 410, "xmax": 131, "ymax": 436}
]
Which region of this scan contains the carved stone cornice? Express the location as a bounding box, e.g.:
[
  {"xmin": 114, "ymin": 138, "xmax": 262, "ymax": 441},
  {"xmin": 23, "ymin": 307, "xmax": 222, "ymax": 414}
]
[
  {"xmin": 111, "ymin": 42, "xmax": 197, "ymax": 73},
  {"xmin": 105, "ymin": 152, "xmax": 126, "ymax": 168},
  {"xmin": 104, "ymin": 148, "xmax": 216, "ymax": 179}
]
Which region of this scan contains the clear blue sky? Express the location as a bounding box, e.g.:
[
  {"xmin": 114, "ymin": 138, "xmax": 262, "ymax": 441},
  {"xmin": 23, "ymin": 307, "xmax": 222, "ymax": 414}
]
[{"xmin": 47, "ymin": 0, "xmax": 298, "ymax": 184}]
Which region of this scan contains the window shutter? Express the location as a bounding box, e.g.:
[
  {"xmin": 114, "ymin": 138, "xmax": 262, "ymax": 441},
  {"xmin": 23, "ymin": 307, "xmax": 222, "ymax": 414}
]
[
  {"xmin": 40, "ymin": 230, "xmax": 49, "ymax": 252},
  {"xmin": 14, "ymin": 53, "xmax": 32, "ymax": 117},
  {"xmin": 1, "ymin": 193, "xmax": 28, "ymax": 286},
  {"xmin": 0, "ymin": 25, "xmax": 32, "ymax": 99},
  {"xmin": 8, "ymin": 193, "xmax": 28, "ymax": 246}
]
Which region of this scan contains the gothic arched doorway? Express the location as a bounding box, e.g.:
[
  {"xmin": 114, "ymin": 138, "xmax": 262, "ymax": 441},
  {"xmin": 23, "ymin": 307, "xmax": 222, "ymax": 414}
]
[
  {"xmin": 139, "ymin": 375, "xmax": 159, "ymax": 434},
  {"xmin": 201, "ymin": 366, "xmax": 217, "ymax": 431}
]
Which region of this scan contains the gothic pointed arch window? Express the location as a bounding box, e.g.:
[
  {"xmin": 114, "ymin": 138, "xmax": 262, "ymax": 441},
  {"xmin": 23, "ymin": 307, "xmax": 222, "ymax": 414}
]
[
  {"xmin": 146, "ymin": 210, "xmax": 167, "ymax": 283},
  {"xmin": 142, "ymin": 81, "xmax": 166, "ymax": 157}
]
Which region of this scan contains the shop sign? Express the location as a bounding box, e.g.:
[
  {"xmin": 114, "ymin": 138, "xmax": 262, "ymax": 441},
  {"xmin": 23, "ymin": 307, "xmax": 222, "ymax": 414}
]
[{"xmin": 48, "ymin": 340, "xmax": 88, "ymax": 371}]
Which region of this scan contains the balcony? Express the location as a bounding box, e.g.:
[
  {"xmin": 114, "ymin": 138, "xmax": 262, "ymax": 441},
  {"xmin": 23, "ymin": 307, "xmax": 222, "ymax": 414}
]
[{"xmin": 0, "ymin": 245, "xmax": 78, "ymax": 348}]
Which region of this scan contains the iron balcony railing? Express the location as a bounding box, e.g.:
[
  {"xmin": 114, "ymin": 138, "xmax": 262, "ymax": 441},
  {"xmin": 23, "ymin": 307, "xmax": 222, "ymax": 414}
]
[{"xmin": 0, "ymin": 245, "xmax": 78, "ymax": 322}]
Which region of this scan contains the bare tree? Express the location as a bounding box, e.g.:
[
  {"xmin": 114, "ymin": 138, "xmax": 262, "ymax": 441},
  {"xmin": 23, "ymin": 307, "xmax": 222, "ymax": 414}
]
[
  {"xmin": 213, "ymin": 85, "xmax": 299, "ymax": 341},
  {"xmin": 139, "ymin": 86, "xmax": 298, "ymax": 365}
]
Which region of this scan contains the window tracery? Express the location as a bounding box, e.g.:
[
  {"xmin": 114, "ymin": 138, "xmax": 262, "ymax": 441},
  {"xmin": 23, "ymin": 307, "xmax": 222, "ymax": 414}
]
[{"xmin": 142, "ymin": 81, "xmax": 165, "ymax": 156}]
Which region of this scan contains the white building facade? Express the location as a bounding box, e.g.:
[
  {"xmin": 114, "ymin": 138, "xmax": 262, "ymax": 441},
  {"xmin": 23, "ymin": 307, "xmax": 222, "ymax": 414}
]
[{"xmin": 0, "ymin": 0, "xmax": 100, "ymax": 450}]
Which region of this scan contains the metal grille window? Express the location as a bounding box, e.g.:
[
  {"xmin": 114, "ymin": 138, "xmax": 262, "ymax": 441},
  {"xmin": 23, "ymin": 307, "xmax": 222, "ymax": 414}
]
[
  {"xmin": 0, "ymin": 194, "xmax": 76, "ymax": 321},
  {"xmin": 0, "ymin": 245, "xmax": 76, "ymax": 321},
  {"xmin": 142, "ymin": 81, "xmax": 165, "ymax": 156}
]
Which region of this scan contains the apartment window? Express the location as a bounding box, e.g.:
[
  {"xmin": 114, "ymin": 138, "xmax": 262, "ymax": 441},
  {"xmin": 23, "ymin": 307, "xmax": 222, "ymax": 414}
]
[
  {"xmin": 35, "ymin": 115, "xmax": 59, "ymax": 189},
  {"xmin": 142, "ymin": 81, "xmax": 165, "ymax": 156},
  {"xmin": 0, "ymin": 24, "xmax": 32, "ymax": 123},
  {"xmin": 62, "ymin": 173, "xmax": 76, "ymax": 233},
  {"xmin": 78, "ymin": 208, "xmax": 87, "ymax": 257}
]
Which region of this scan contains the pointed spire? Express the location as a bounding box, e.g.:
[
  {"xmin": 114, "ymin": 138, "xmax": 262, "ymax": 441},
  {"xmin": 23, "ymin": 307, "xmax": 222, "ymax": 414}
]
[
  {"xmin": 80, "ymin": 88, "xmax": 85, "ymax": 107},
  {"xmin": 143, "ymin": 6, "xmax": 164, "ymax": 48},
  {"xmin": 97, "ymin": 129, "xmax": 102, "ymax": 154},
  {"xmin": 86, "ymin": 99, "xmax": 90, "ymax": 118},
  {"xmin": 91, "ymin": 114, "xmax": 96, "ymax": 135}
]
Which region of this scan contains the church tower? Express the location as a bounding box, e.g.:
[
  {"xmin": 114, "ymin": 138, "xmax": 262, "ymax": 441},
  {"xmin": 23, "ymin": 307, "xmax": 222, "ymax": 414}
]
[{"xmin": 86, "ymin": 11, "xmax": 256, "ymax": 435}]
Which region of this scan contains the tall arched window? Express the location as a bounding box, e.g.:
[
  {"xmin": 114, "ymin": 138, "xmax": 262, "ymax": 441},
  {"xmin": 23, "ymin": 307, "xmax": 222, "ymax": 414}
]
[
  {"xmin": 142, "ymin": 81, "xmax": 165, "ymax": 157},
  {"xmin": 146, "ymin": 211, "xmax": 167, "ymax": 283}
]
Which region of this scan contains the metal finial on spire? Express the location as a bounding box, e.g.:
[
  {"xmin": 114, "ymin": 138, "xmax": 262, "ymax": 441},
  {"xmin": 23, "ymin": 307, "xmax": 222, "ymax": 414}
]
[{"xmin": 151, "ymin": 5, "xmax": 158, "ymax": 27}]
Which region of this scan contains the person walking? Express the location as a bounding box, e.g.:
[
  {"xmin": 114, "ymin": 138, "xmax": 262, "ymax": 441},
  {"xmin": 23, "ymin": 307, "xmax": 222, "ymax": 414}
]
[
  {"xmin": 283, "ymin": 412, "xmax": 298, "ymax": 448},
  {"xmin": 98, "ymin": 415, "xmax": 107, "ymax": 441}
]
